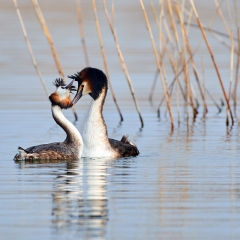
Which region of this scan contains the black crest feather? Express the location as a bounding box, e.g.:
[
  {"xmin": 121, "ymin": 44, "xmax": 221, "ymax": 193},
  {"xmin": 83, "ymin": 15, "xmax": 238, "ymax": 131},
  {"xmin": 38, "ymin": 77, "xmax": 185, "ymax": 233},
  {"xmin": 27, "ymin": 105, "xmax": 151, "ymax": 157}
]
[
  {"xmin": 68, "ymin": 72, "xmax": 81, "ymax": 82},
  {"xmin": 68, "ymin": 67, "xmax": 108, "ymax": 100},
  {"xmin": 53, "ymin": 78, "xmax": 65, "ymax": 87}
]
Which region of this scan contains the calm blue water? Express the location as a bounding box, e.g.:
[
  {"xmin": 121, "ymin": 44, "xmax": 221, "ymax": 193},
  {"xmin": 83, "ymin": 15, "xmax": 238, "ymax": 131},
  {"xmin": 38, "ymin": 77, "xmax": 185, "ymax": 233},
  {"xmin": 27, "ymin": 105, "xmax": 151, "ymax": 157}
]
[{"xmin": 1, "ymin": 0, "xmax": 240, "ymax": 239}]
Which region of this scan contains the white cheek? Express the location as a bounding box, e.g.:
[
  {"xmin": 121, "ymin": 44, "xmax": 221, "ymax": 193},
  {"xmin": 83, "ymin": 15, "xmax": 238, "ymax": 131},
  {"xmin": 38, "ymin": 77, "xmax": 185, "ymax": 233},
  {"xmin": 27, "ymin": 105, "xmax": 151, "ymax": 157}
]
[
  {"xmin": 82, "ymin": 85, "xmax": 92, "ymax": 95},
  {"xmin": 56, "ymin": 88, "xmax": 70, "ymax": 99}
]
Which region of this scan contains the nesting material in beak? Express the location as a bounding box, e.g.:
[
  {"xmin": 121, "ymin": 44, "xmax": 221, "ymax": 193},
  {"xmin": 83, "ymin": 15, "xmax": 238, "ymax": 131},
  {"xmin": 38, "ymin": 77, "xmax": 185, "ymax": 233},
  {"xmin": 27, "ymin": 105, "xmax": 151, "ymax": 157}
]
[
  {"xmin": 72, "ymin": 85, "xmax": 84, "ymax": 105},
  {"xmin": 65, "ymin": 80, "xmax": 75, "ymax": 89}
]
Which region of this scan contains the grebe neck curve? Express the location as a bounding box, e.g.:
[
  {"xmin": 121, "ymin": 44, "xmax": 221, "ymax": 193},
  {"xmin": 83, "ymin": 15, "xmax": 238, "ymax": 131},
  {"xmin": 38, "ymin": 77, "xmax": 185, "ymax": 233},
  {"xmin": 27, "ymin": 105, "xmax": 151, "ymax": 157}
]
[
  {"xmin": 82, "ymin": 86, "xmax": 116, "ymax": 158},
  {"xmin": 52, "ymin": 105, "xmax": 82, "ymax": 147}
]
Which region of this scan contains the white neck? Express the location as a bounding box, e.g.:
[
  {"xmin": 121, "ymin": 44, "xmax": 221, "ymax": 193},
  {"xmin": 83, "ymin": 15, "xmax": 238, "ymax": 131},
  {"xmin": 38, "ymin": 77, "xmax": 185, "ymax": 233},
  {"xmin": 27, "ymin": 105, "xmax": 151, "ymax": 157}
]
[
  {"xmin": 82, "ymin": 88, "xmax": 115, "ymax": 158},
  {"xmin": 52, "ymin": 105, "xmax": 83, "ymax": 153}
]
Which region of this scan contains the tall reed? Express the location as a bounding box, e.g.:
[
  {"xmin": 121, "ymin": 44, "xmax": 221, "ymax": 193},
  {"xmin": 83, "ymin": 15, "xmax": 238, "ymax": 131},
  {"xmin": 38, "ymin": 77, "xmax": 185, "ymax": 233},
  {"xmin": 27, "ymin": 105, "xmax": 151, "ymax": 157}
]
[
  {"xmin": 31, "ymin": 0, "xmax": 78, "ymax": 120},
  {"xmin": 175, "ymin": 3, "xmax": 208, "ymax": 114},
  {"xmin": 91, "ymin": 0, "xmax": 123, "ymax": 122},
  {"xmin": 190, "ymin": 0, "xmax": 234, "ymax": 125},
  {"xmin": 139, "ymin": 0, "xmax": 174, "ymax": 129},
  {"xmin": 31, "ymin": 0, "xmax": 64, "ymax": 79},
  {"xmin": 76, "ymin": 0, "xmax": 90, "ymax": 66},
  {"xmin": 102, "ymin": 0, "xmax": 144, "ymax": 128},
  {"xmin": 13, "ymin": 0, "xmax": 49, "ymax": 97}
]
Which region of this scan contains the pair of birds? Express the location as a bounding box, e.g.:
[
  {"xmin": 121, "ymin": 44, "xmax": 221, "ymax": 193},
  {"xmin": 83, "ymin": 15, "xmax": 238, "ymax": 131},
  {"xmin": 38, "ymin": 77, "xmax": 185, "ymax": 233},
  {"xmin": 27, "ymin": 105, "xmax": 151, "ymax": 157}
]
[{"xmin": 14, "ymin": 67, "xmax": 139, "ymax": 161}]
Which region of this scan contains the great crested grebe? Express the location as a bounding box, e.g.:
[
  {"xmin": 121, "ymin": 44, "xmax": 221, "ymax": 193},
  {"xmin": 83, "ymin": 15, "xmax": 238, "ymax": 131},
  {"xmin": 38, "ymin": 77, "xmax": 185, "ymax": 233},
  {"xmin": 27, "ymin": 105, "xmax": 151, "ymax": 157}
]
[
  {"xmin": 14, "ymin": 79, "xmax": 83, "ymax": 161},
  {"xmin": 68, "ymin": 67, "xmax": 139, "ymax": 158}
]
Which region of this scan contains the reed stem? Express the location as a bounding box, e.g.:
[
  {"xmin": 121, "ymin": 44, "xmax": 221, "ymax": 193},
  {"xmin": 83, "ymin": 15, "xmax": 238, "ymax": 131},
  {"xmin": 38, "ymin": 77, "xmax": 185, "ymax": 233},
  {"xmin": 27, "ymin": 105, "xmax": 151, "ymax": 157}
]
[
  {"xmin": 233, "ymin": 0, "xmax": 239, "ymax": 113},
  {"xmin": 31, "ymin": 0, "xmax": 65, "ymax": 79},
  {"xmin": 190, "ymin": 0, "xmax": 234, "ymax": 125},
  {"xmin": 149, "ymin": 69, "xmax": 159, "ymax": 102},
  {"xmin": 92, "ymin": 0, "xmax": 123, "ymax": 122},
  {"xmin": 76, "ymin": 0, "xmax": 90, "ymax": 66},
  {"xmin": 13, "ymin": 0, "xmax": 49, "ymax": 97},
  {"xmin": 31, "ymin": 0, "xmax": 78, "ymax": 120},
  {"xmin": 102, "ymin": 0, "xmax": 144, "ymax": 128},
  {"xmin": 139, "ymin": 0, "xmax": 174, "ymax": 129},
  {"xmin": 225, "ymin": 0, "xmax": 234, "ymax": 123},
  {"xmin": 233, "ymin": 28, "xmax": 240, "ymax": 113},
  {"xmin": 175, "ymin": 3, "xmax": 208, "ymax": 114}
]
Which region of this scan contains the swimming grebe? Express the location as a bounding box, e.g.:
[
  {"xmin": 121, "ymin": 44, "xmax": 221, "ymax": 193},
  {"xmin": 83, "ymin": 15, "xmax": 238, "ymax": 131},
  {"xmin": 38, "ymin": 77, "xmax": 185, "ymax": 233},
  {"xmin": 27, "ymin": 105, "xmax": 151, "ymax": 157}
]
[
  {"xmin": 14, "ymin": 79, "xmax": 83, "ymax": 161},
  {"xmin": 68, "ymin": 67, "xmax": 139, "ymax": 158}
]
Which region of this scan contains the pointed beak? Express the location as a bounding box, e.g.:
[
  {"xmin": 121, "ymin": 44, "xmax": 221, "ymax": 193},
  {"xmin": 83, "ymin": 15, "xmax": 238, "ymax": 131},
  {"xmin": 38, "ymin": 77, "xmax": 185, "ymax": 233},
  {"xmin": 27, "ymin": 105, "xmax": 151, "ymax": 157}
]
[
  {"xmin": 64, "ymin": 79, "xmax": 75, "ymax": 89},
  {"xmin": 72, "ymin": 84, "xmax": 84, "ymax": 105}
]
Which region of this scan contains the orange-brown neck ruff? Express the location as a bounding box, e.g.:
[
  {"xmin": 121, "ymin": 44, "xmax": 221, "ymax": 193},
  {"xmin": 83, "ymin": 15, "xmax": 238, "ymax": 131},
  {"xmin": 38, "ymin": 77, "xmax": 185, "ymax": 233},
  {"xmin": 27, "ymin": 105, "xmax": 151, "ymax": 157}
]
[{"xmin": 49, "ymin": 93, "xmax": 73, "ymax": 109}]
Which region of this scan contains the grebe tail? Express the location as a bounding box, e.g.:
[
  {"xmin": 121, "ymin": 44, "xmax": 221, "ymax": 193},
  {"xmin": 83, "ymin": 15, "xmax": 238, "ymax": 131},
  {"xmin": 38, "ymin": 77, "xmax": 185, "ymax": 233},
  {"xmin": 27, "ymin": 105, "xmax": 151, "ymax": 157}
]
[
  {"xmin": 68, "ymin": 67, "xmax": 139, "ymax": 158},
  {"xmin": 14, "ymin": 79, "xmax": 83, "ymax": 161}
]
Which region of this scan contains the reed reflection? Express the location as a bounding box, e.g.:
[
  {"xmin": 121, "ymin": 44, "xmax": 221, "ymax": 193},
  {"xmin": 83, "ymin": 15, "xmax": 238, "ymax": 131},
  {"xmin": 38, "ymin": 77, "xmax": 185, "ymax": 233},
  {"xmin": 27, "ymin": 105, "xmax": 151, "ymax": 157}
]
[{"xmin": 16, "ymin": 158, "xmax": 108, "ymax": 238}]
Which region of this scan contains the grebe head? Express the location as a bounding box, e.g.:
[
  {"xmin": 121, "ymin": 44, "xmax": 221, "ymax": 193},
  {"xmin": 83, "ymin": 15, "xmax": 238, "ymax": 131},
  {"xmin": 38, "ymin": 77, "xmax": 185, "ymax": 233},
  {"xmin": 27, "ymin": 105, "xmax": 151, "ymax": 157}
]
[
  {"xmin": 49, "ymin": 78, "xmax": 76, "ymax": 109},
  {"xmin": 68, "ymin": 67, "xmax": 108, "ymax": 105}
]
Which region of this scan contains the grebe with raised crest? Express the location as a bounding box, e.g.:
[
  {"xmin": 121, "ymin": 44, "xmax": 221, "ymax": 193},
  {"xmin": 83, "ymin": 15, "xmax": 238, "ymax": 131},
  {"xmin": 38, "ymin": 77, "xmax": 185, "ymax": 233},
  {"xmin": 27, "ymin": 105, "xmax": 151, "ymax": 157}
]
[
  {"xmin": 68, "ymin": 67, "xmax": 139, "ymax": 158},
  {"xmin": 14, "ymin": 79, "xmax": 83, "ymax": 161}
]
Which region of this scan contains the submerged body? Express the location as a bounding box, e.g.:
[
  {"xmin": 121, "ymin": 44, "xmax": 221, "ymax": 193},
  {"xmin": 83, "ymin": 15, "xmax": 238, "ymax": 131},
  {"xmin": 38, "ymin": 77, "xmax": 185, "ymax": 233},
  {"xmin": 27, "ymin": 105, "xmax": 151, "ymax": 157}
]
[
  {"xmin": 14, "ymin": 79, "xmax": 83, "ymax": 161},
  {"xmin": 69, "ymin": 67, "xmax": 139, "ymax": 158}
]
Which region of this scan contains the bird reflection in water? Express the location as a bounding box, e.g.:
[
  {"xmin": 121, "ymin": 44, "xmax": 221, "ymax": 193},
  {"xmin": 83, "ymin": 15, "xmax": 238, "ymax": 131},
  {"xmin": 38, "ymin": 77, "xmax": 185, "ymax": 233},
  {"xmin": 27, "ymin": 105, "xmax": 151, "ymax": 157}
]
[{"xmin": 15, "ymin": 158, "xmax": 108, "ymax": 238}]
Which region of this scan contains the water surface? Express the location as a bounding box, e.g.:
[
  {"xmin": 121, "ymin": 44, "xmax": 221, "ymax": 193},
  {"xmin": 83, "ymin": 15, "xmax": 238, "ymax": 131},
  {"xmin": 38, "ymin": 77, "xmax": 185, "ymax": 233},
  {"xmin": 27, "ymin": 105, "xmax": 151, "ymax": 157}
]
[{"xmin": 1, "ymin": 0, "xmax": 240, "ymax": 239}]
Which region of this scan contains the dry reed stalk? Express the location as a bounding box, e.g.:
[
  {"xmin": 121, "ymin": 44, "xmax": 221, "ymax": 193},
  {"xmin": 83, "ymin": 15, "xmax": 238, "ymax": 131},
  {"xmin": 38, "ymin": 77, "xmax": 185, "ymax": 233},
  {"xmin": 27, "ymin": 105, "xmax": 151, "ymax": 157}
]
[
  {"xmin": 184, "ymin": 6, "xmax": 225, "ymax": 112},
  {"xmin": 233, "ymin": 0, "xmax": 239, "ymax": 35},
  {"xmin": 175, "ymin": 50, "xmax": 180, "ymax": 124},
  {"xmin": 180, "ymin": 48, "xmax": 196, "ymax": 118},
  {"xmin": 162, "ymin": 36, "xmax": 187, "ymax": 104},
  {"xmin": 148, "ymin": 1, "xmax": 168, "ymax": 102},
  {"xmin": 76, "ymin": 0, "xmax": 90, "ymax": 66},
  {"xmin": 158, "ymin": 76, "xmax": 185, "ymax": 110},
  {"xmin": 149, "ymin": 69, "xmax": 159, "ymax": 102},
  {"xmin": 148, "ymin": 48, "xmax": 168, "ymax": 102},
  {"xmin": 181, "ymin": 0, "xmax": 226, "ymax": 38},
  {"xmin": 233, "ymin": 28, "xmax": 240, "ymax": 112},
  {"xmin": 190, "ymin": 0, "xmax": 234, "ymax": 125},
  {"xmin": 111, "ymin": 0, "xmax": 115, "ymax": 25},
  {"xmin": 31, "ymin": 0, "xmax": 78, "ymax": 120},
  {"xmin": 163, "ymin": 19, "xmax": 175, "ymax": 48},
  {"xmin": 91, "ymin": 0, "xmax": 123, "ymax": 122},
  {"xmin": 183, "ymin": 8, "xmax": 238, "ymax": 54},
  {"xmin": 213, "ymin": 0, "xmax": 231, "ymax": 38},
  {"xmin": 162, "ymin": 12, "xmax": 181, "ymax": 122},
  {"xmin": 186, "ymin": 8, "xmax": 193, "ymax": 34},
  {"xmin": 184, "ymin": 22, "xmax": 238, "ymax": 41},
  {"xmin": 149, "ymin": 0, "xmax": 158, "ymax": 24},
  {"xmin": 158, "ymin": 1, "xmax": 172, "ymax": 117},
  {"xmin": 175, "ymin": 3, "xmax": 208, "ymax": 114},
  {"xmin": 158, "ymin": 43, "xmax": 202, "ymax": 109},
  {"xmin": 208, "ymin": 0, "xmax": 225, "ymax": 27},
  {"xmin": 201, "ymin": 56, "xmax": 207, "ymax": 117},
  {"xmin": 226, "ymin": 0, "xmax": 234, "ymax": 123},
  {"xmin": 102, "ymin": 0, "xmax": 144, "ymax": 128},
  {"xmin": 166, "ymin": 0, "xmax": 181, "ymax": 52},
  {"xmin": 139, "ymin": 0, "xmax": 174, "ymax": 128},
  {"xmin": 148, "ymin": 0, "xmax": 174, "ymax": 102},
  {"xmin": 184, "ymin": 0, "xmax": 236, "ymax": 113},
  {"xmin": 186, "ymin": 6, "xmax": 199, "ymax": 112},
  {"xmin": 147, "ymin": 2, "xmax": 164, "ymax": 108},
  {"xmin": 161, "ymin": 33, "xmax": 206, "ymax": 108},
  {"xmin": 166, "ymin": 0, "xmax": 197, "ymax": 118},
  {"xmin": 178, "ymin": 2, "xmax": 192, "ymax": 119},
  {"xmin": 13, "ymin": 0, "xmax": 49, "ymax": 97},
  {"xmin": 232, "ymin": 0, "xmax": 239, "ymax": 112},
  {"xmin": 31, "ymin": 0, "xmax": 64, "ymax": 79}
]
